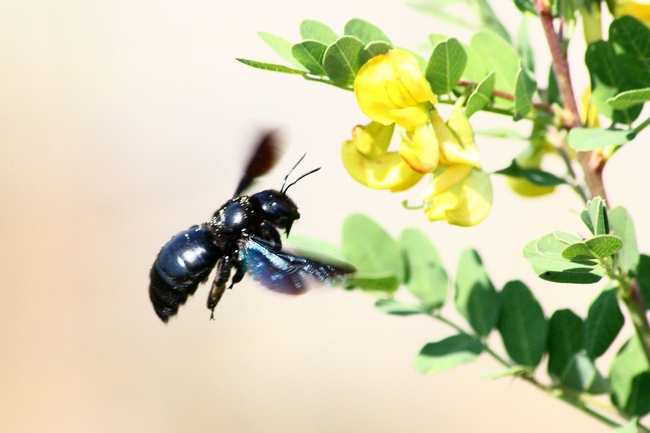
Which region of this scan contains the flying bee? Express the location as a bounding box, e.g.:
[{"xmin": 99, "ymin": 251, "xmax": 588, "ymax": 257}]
[{"xmin": 149, "ymin": 131, "xmax": 356, "ymax": 322}]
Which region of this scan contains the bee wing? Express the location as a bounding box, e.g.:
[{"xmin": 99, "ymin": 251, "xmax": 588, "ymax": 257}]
[
  {"xmin": 242, "ymin": 238, "xmax": 356, "ymax": 295},
  {"xmin": 234, "ymin": 130, "xmax": 284, "ymax": 197}
]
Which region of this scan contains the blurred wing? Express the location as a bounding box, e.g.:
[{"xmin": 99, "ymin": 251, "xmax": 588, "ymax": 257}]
[
  {"xmin": 242, "ymin": 238, "xmax": 356, "ymax": 295},
  {"xmin": 234, "ymin": 130, "xmax": 284, "ymax": 197}
]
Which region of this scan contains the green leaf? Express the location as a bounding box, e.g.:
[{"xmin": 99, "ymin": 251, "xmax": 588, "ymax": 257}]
[
  {"xmin": 562, "ymin": 235, "xmax": 623, "ymax": 260},
  {"xmin": 497, "ymin": 280, "xmax": 547, "ymax": 368},
  {"xmin": 610, "ymin": 335, "xmax": 650, "ymax": 416},
  {"xmin": 341, "ymin": 214, "xmax": 403, "ymax": 292},
  {"xmin": 608, "ymin": 88, "xmax": 650, "ymax": 109},
  {"xmin": 547, "ymin": 309, "xmax": 584, "ymax": 379},
  {"xmin": 426, "ymin": 38, "xmax": 467, "ymax": 95},
  {"xmin": 470, "ymin": 30, "xmax": 520, "ymax": 95},
  {"xmin": 235, "ymin": 58, "xmax": 307, "ymax": 75},
  {"xmin": 258, "ymin": 32, "xmax": 308, "ymax": 71},
  {"xmin": 414, "ymin": 334, "xmax": 484, "ymax": 374},
  {"xmin": 322, "ymin": 36, "xmax": 365, "ymax": 87},
  {"xmin": 609, "ymin": 206, "xmax": 640, "ymax": 276},
  {"xmin": 343, "ymin": 18, "xmax": 391, "ymax": 45},
  {"xmin": 461, "ymin": 42, "xmax": 489, "ymax": 83},
  {"xmin": 300, "ymin": 20, "xmax": 338, "ymax": 44},
  {"xmin": 465, "ymin": 72, "xmax": 495, "ymax": 118},
  {"xmin": 547, "ymin": 66, "xmax": 563, "ymax": 107},
  {"xmin": 523, "ymin": 232, "xmax": 603, "ymax": 284},
  {"xmin": 358, "ymin": 41, "xmax": 391, "ymax": 67},
  {"xmin": 375, "ymin": 299, "xmax": 427, "ymax": 316},
  {"xmin": 586, "ymin": 197, "xmax": 609, "ymax": 236},
  {"xmin": 291, "ymin": 41, "xmax": 328, "ymax": 75},
  {"xmin": 561, "ymin": 350, "xmax": 609, "ymax": 394},
  {"xmin": 473, "ymin": 0, "xmax": 511, "ymax": 43},
  {"xmin": 609, "ymin": 16, "xmax": 650, "ymax": 65},
  {"xmin": 636, "ymin": 255, "xmax": 650, "ymax": 306},
  {"xmin": 513, "ymin": 65, "xmax": 537, "ymax": 121},
  {"xmin": 454, "ymin": 249, "xmax": 499, "ymax": 337},
  {"xmin": 493, "ymin": 159, "xmax": 566, "ymax": 187},
  {"xmin": 517, "ymin": 15, "xmax": 535, "ymax": 73},
  {"xmin": 514, "ymin": 0, "xmax": 536, "ymax": 14},
  {"xmin": 351, "ymin": 274, "xmax": 400, "ymax": 292},
  {"xmin": 586, "ymin": 40, "xmax": 644, "ymax": 124},
  {"xmin": 567, "ymin": 127, "xmax": 635, "ymax": 151},
  {"xmin": 400, "ymin": 228, "xmax": 449, "ymax": 309},
  {"xmin": 585, "ymin": 289, "xmax": 624, "ymax": 359}
]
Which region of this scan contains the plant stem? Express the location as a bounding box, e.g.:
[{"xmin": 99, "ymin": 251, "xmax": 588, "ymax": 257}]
[
  {"xmin": 633, "ymin": 115, "xmax": 650, "ymax": 135},
  {"xmin": 534, "ymin": 0, "xmax": 608, "ymax": 203},
  {"xmin": 603, "ymin": 262, "xmax": 650, "ymax": 370},
  {"xmin": 426, "ymin": 311, "xmax": 640, "ymax": 429},
  {"xmin": 621, "ymin": 280, "xmax": 650, "ymax": 367}
]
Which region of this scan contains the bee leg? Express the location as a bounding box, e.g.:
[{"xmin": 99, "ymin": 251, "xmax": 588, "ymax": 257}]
[
  {"xmin": 258, "ymin": 222, "xmax": 282, "ymax": 250},
  {"xmin": 208, "ymin": 255, "xmax": 232, "ymax": 319},
  {"xmin": 228, "ymin": 256, "xmax": 248, "ymax": 289}
]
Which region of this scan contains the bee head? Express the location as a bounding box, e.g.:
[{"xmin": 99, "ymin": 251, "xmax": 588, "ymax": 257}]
[{"xmin": 250, "ymin": 190, "xmax": 300, "ymax": 235}]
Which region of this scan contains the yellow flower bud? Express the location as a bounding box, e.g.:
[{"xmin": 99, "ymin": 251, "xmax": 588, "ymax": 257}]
[
  {"xmin": 422, "ymin": 165, "xmax": 493, "ymax": 226},
  {"xmin": 354, "ymin": 49, "xmax": 437, "ymax": 129}
]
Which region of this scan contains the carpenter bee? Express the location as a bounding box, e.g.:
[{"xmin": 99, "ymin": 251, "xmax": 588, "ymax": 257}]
[{"xmin": 149, "ymin": 131, "xmax": 355, "ymax": 322}]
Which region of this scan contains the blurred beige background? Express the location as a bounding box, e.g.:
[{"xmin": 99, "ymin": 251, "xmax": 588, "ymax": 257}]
[{"xmin": 2, "ymin": 1, "xmax": 649, "ymax": 432}]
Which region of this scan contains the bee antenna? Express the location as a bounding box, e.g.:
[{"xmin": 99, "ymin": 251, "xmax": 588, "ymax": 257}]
[
  {"xmin": 280, "ymin": 153, "xmax": 306, "ymax": 193},
  {"xmin": 282, "ymin": 167, "xmax": 321, "ymax": 194}
]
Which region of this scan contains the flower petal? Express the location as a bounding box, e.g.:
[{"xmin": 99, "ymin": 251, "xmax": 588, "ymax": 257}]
[
  {"xmin": 342, "ymin": 139, "xmax": 424, "ymax": 191},
  {"xmin": 354, "ymin": 49, "xmax": 437, "ymax": 128},
  {"xmin": 352, "ymin": 122, "xmax": 395, "ymax": 159},
  {"xmin": 616, "ymin": 0, "xmax": 650, "ymax": 25},
  {"xmin": 422, "ymin": 166, "xmax": 492, "ymax": 226},
  {"xmin": 399, "ymin": 121, "xmax": 439, "ymax": 173},
  {"xmin": 431, "ymin": 110, "xmax": 482, "ymax": 168}
]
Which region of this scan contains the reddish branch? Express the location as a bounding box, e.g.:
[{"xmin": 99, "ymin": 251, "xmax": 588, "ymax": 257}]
[{"xmin": 535, "ymin": 0, "xmax": 608, "ymax": 203}]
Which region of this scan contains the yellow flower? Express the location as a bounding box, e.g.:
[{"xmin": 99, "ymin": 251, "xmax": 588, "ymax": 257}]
[
  {"xmin": 614, "ymin": 0, "xmax": 650, "ymax": 25},
  {"xmin": 342, "ymin": 122, "xmax": 424, "ymax": 191},
  {"xmin": 354, "ymin": 49, "xmax": 437, "ymax": 129},
  {"xmin": 343, "ymin": 52, "xmax": 491, "ymax": 226},
  {"xmin": 422, "ymin": 165, "xmax": 493, "ymax": 226}
]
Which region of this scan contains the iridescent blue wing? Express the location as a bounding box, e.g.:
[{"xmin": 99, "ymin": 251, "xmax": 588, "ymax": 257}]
[{"xmin": 242, "ymin": 238, "xmax": 356, "ymax": 295}]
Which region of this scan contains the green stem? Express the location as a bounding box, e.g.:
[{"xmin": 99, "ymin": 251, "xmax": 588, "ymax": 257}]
[
  {"xmin": 633, "ymin": 116, "xmax": 650, "ymax": 135},
  {"xmin": 621, "ymin": 280, "xmax": 650, "ymax": 368},
  {"xmin": 426, "ymin": 311, "xmax": 635, "ymax": 429},
  {"xmin": 603, "ymin": 263, "xmax": 650, "ymax": 370},
  {"xmin": 302, "ymin": 74, "xmax": 353, "ymax": 91}
]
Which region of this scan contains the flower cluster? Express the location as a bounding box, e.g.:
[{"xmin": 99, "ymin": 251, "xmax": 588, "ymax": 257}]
[{"xmin": 342, "ymin": 49, "xmax": 492, "ymax": 227}]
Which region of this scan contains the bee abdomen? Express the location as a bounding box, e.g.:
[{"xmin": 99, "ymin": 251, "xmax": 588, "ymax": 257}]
[{"xmin": 149, "ymin": 225, "xmax": 220, "ymax": 322}]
